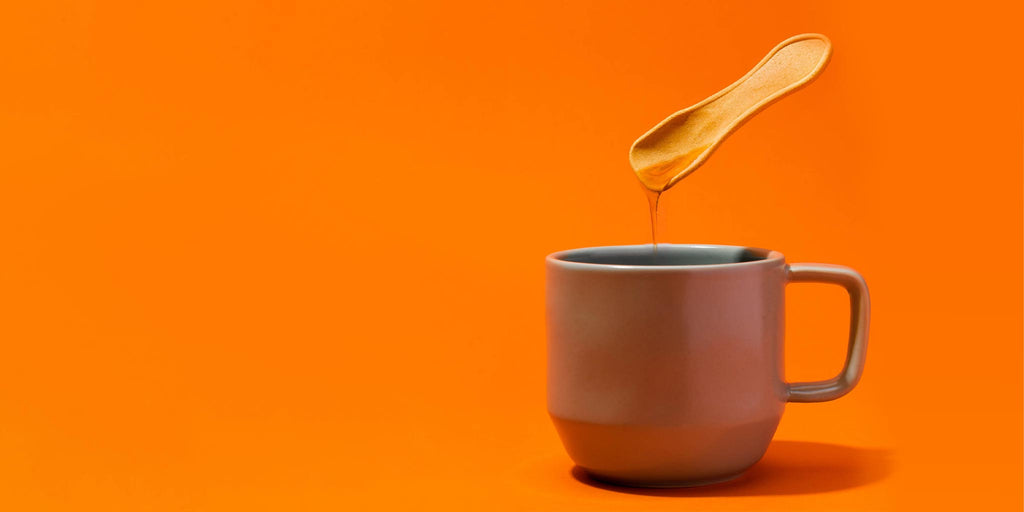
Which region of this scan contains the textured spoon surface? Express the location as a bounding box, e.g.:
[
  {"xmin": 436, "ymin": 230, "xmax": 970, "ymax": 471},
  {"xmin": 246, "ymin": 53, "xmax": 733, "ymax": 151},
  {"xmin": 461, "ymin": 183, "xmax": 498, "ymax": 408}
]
[{"xmin": 630, "ymin": 33, "xmax": 832, "ymax": 192}]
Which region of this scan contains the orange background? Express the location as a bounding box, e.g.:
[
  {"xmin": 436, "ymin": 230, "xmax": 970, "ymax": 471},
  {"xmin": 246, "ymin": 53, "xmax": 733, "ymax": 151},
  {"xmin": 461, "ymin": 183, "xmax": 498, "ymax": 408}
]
[{"xmin": 0, "ymin": 1, "xmax": 1021, "ymax": 510}]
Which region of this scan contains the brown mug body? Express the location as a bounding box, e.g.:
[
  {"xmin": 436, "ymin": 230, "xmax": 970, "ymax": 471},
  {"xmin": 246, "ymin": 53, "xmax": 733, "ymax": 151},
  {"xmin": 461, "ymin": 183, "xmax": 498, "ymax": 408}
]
[{"xmin": 546, "ymin": 244, "xmax": 869, "ymax": 487}]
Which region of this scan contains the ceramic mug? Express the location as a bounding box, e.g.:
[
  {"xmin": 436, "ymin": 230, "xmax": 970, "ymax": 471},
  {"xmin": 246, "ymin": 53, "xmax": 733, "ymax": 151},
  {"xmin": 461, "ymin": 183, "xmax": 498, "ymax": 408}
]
[{"xmin": 546, "ymin": 244, "xmax": 869, "ymax": 487}]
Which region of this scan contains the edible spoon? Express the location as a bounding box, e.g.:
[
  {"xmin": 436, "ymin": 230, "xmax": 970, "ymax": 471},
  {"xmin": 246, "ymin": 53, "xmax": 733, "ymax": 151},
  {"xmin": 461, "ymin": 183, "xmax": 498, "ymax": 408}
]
[{"xmin": 630, "ymin": 33, "xmax": 832, "ymax": 192}]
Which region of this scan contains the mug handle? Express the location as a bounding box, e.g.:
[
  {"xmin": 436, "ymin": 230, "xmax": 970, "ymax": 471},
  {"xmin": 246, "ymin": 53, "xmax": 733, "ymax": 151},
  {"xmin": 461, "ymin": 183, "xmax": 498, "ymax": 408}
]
[{"xmin": 785, "ymin": 264, "xmax": 870, "ymax": 402}]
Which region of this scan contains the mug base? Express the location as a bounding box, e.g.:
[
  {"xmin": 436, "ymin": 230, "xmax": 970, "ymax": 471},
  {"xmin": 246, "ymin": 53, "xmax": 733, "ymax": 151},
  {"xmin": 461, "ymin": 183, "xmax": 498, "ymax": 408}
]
[{"xmin": 582, "ymin": 467, "xmax": 746, "ymax": 488}]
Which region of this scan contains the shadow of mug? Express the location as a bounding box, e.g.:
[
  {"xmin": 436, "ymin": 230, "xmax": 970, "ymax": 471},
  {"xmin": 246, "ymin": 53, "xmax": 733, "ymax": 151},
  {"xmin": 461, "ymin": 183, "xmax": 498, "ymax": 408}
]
[{"xmin": 571, "ymin": 440, "xmax": 893, "ymax": 496}]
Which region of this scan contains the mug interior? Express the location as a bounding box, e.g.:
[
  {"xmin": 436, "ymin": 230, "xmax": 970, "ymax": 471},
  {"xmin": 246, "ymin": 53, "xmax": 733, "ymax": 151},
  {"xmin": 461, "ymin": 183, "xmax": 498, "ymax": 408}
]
[{"xmin": 553, "ymin": 244, "xmax": 772, "ymax": 267}]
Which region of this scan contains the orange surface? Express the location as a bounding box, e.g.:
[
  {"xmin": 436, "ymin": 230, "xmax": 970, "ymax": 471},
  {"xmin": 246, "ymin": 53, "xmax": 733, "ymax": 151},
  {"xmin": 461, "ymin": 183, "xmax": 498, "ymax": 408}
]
[{"xmin": 0, "ymin": 1, "xmax": 1020, "ymax": 510}]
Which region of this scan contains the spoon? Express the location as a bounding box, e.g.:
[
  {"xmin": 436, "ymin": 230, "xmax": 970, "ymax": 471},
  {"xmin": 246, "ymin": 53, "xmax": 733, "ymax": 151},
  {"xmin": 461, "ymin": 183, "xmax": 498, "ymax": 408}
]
[{"xmin": 630, "ymin": 33, "xmax": 833, "ymax": 192}]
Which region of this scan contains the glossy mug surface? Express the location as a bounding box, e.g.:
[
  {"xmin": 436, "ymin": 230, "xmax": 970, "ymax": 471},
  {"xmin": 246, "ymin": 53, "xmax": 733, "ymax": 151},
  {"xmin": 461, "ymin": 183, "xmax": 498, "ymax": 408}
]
[{"xmin": 546, "ymin": 244, "xmax": 869, "ymax": 487}]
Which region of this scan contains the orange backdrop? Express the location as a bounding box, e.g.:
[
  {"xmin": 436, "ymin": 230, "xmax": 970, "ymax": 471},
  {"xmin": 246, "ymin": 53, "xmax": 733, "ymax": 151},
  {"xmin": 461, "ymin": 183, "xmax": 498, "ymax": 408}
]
[{"xmin": 0, "ymin": 1, "xmax": 1021, "ymax": 510}]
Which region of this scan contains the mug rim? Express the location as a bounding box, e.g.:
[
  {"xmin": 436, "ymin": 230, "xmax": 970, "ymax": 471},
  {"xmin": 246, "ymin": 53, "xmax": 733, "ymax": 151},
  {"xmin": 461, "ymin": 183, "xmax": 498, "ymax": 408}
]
[{"xmin": 546, "ymin": 243, "xmax": 785, "ymax": 272}]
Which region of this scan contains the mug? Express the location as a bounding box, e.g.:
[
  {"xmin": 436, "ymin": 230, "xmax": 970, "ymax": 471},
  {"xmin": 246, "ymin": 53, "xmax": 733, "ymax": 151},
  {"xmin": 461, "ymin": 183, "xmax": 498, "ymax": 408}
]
[{"xmin": 546, "ymin": 244, "xmax": 869, "ymax": 487}]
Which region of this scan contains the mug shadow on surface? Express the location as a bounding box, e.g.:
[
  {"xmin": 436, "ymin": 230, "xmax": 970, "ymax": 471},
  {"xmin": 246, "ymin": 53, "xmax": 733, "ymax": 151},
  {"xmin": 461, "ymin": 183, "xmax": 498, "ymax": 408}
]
[{"xmin": 571, "ymin": 440, "xmax": 893, "ymax": 496}]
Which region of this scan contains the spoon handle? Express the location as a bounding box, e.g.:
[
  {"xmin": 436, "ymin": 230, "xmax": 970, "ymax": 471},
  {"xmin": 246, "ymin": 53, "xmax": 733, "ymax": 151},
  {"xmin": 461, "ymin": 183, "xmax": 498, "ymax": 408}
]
[{"xmin": 701, "ymin": 33, "xmax": 832, "ymax": 120}]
